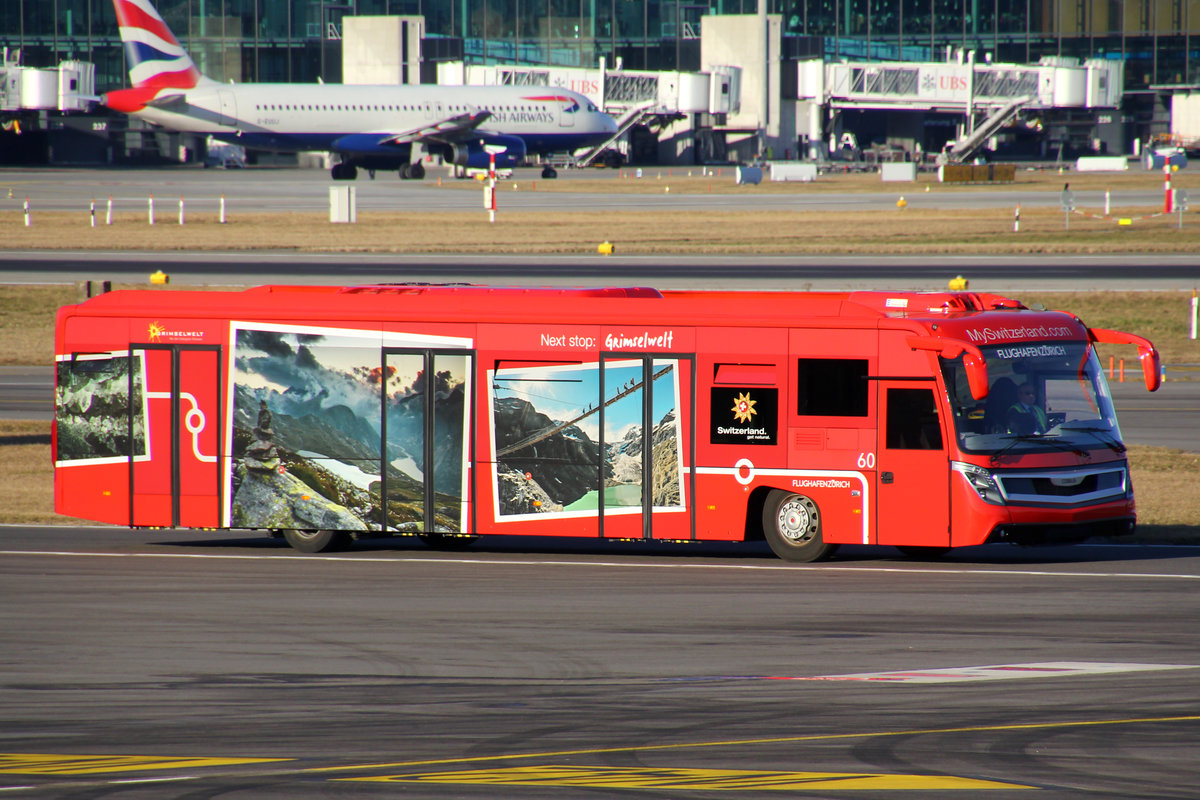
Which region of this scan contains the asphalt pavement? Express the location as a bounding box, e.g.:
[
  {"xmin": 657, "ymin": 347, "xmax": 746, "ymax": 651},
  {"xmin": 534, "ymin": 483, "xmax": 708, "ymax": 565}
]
[{"xmin": 1, "ymin": 526, "xmax": 1198, "ymax": 798}]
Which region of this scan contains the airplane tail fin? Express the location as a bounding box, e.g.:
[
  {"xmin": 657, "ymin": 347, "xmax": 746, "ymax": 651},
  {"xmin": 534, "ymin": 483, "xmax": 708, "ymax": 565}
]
[{"xmin": 113, "ymin": 0, "xmax": 205, "ymax": 91}]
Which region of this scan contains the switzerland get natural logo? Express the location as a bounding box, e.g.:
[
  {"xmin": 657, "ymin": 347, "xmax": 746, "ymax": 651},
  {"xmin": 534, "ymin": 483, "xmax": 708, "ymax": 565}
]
[{"xmin": 731, "ymin": 391, "xmax": 757, "ymax": 424}]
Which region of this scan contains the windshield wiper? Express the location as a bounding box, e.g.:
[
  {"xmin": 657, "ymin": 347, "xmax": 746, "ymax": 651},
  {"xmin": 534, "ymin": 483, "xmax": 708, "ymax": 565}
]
[
  {"xmin": 990, "ymin": 433, "xmax": 1089, "ymax": 464},
  {"xmin": 1061, "ymin": 425, "xmax": 1126, "ymax": 454}
]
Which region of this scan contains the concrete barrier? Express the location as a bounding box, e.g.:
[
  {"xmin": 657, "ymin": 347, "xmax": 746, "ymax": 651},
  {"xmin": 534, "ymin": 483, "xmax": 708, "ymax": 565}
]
[
  {"xmin": 329, "ymin": 185, "xmax": 357, "ymax": 223},
  {"xmin": 881, "ymin": 163, "xmax": 917, "ymax": 182},
  {"xmin": 1075, "ymin": 156, "xmax": 1129, "ymax": 172},
  {"xmin": 769, "ymin": 162, "xmax": 817, "ymax": 182}
]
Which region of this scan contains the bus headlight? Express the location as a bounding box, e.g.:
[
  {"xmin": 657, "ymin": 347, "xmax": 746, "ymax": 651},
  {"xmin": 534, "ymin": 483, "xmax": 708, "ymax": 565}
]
[{"xmin": 952, "ymin": 462, "xmax": 1004, "ymax": 505}]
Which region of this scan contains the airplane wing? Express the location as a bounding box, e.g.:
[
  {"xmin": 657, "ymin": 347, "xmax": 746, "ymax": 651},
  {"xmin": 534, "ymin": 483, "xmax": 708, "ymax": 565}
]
[{"xmin": 376, "ymin": 109, "xmax": 493, "ymax": 147}]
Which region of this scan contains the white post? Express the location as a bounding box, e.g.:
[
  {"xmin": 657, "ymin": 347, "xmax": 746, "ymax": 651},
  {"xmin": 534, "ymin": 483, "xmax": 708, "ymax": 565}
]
[
  {"xmin": 179, "ymin": 196, "xmax": 185, "ymax": 225},
  {"xmin": 148, "ymin": 194, "xmax": 155, "ymax": 225},
  {"xmin": 23, "ymin": 197, "xmax": 30, "ymax": 227},
  {"xmin": 90, "ymin": 198, "xmax": 96, "ymax": 228},
  {"xmin": 1104, "ymin": 190, "xmax": 1110, "ymax": 216},
  {"xmin": 106, "ymin": 195, "xmax": 113, "ymax": 225},
  {"xmin": 219, "ymin": 194, "xmax": 226, "ymax": 224},
  {"xmin": 1191, "ymin": 290, "xmax": 1198, "ymax": 340},
  {"xmin": 486, "ymin": 151, "xmax": 497, "ymax": 223}
]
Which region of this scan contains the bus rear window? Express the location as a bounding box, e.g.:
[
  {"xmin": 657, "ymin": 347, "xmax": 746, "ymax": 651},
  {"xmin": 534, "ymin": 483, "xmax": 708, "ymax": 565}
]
[{"xmin": 796, "ymin": 358, "xmax": 868, "ymax": 416}]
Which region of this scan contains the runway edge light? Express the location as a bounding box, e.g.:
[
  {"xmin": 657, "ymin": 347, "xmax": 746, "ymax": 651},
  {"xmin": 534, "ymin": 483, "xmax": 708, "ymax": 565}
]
[
  {"xmin": 150, "ymin": 270, "xmax": 170, "ymax": 285},
  {"xmin": 598, "ymin": 241, "xmax": 615, "ymax": 255},
  {"xmin": 949, "ymin": 275, "xmax": 969, "ymax": 290}
]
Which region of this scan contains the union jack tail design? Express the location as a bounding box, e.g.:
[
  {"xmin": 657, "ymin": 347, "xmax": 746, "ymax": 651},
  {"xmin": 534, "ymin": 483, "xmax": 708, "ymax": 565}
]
[{"xmin": 113, "ymin": 0, "xmax": 203, "ymax": 90}]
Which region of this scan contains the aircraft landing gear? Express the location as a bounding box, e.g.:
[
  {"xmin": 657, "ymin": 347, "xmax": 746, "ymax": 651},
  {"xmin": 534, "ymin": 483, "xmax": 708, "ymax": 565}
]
[
  {"xmin": 541, "ymin": 166, "xmax": 558, "ymax": 179},
  {"xmin": 399, "ymin": 162, "xmax": 426, "ymax": 180},
  {"xmin": 331, "ymin": 163, "xmax": 358, "ymax": 180}
]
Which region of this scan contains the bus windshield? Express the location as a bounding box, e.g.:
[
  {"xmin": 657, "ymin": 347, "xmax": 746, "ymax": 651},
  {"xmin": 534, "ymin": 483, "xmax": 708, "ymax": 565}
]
[{"xmin": 940, "ymin": 342, "xmax": 1124, "ymax": 456}]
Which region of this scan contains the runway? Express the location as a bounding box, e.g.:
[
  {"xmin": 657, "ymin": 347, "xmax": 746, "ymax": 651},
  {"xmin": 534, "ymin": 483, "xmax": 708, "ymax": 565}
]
[{"xmin": 1, "ymin": 526, "xmax": 1198, "ymax": 798}]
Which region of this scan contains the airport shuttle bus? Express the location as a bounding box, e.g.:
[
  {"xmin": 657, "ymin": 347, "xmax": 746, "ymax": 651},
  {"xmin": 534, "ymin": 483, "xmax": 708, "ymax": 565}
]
[{"xmin": 53, "ymin": 285, "xmax": 1161, "ymax": 561}]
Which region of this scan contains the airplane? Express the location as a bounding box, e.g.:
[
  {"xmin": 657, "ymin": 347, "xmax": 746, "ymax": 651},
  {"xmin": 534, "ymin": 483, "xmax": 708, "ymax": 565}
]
[{"xmin": 101, "ymin": 0, "xmax": 619, "ymax": 180}]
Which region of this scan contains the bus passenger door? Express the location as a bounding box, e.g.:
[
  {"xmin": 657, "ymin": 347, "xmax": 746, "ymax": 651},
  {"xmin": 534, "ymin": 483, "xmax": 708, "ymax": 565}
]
[
  {"xmin": 131, "ymin": 345, "xmax": 222, "ymax": 528},
  {"xmin": 875, "ymin": 381, "xmax": 950, "ymax": 547},
  {"xmin": 382, "ymin": 350, "xmax": 473, "ymax": 536},
  {"xmin": 599, "ymin": 355, "xmax": 693, "ymax": 540}
]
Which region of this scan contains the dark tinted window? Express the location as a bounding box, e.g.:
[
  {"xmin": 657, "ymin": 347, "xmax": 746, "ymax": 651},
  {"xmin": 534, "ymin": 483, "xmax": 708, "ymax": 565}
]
[
  {"xmin": 886, "ymin": 388, "xmax": 944, "ymax": 450},
  {"xmin": 796, "ymin": 358, "xmax": 868, "ymax": 416}
]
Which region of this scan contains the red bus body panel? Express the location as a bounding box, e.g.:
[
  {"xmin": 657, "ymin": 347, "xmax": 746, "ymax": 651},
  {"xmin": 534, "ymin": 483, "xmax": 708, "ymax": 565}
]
[{"xmin": 51, "ymin": 286, "xmax": 1150, "ymax": 553}]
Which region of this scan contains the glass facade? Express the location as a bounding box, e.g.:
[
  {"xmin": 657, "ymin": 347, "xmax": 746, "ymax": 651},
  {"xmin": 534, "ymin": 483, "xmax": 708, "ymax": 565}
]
[{"xmin": 2, "ymin": 0, "xmax": 1198, "ymax": 91}]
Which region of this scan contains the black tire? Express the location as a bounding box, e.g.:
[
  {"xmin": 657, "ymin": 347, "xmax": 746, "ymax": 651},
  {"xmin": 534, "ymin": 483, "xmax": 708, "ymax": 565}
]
[
  {"xmin": 282, "ymin": 529, "xmax": 352, "ymax": 553},
  {"xmin": 408, "ymin": 161, "xmax": 425, "ymax": 179},
  {"xmin": 761, "ymin": 490, "xmax": 837, "ymax": 562},
  {"xmin": 541, "ymin": 166, "xmax": 558, "ymax": 179}
]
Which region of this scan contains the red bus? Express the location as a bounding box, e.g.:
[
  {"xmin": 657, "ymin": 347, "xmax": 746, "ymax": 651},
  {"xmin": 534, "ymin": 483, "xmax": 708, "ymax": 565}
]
[{"xmin": 53, "ymin": 284, "xmax": 1160, "ymax": 561}]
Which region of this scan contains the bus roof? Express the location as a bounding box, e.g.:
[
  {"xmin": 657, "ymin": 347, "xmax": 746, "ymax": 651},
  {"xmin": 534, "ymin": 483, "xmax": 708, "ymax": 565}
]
[{"xmin": 62, "ymin": 284, "xmax": 1074, "ymax": 333}]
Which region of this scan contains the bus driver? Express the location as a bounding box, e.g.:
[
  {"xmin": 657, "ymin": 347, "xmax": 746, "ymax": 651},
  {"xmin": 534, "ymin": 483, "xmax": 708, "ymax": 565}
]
[{"xmin": 1007, "ymin": 382, "xmax": 1049, "ymax": 434}]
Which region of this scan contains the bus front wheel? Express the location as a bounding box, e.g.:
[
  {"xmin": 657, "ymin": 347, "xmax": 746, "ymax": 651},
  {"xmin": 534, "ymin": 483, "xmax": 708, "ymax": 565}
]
[
  {"xmin": 282, "ymin": 529, "xmax": 351, "ymax": 553},
  {"xmin": 762, "ymin": 490, "xmax": 837, "ymax": 562}
]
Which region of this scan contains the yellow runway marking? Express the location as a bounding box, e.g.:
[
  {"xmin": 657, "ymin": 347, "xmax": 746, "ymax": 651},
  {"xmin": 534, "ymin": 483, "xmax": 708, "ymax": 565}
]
[
  {"xmin": 310, "ymin": 714, "xmax": 1200, "ymax": 772},
  {"xmin": 0, "ymin": 754, "xmax": 289, "ymax": 775},
  {"xmin": 342, "ymin": 765, "xmax": 1028, "ymax": 790}
]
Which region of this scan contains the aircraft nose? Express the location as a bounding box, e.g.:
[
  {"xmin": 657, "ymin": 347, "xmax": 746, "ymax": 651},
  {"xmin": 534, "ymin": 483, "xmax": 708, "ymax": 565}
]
[{"xmin": 603, "ymin": 113, "xmax": 618, "ymax": 133}]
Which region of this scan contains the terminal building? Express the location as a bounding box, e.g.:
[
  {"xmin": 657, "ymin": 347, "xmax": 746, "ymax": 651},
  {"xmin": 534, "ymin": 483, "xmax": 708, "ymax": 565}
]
[{"xmin": 2, "ymin": 0, "xmax": 1198, "ymax": 166}]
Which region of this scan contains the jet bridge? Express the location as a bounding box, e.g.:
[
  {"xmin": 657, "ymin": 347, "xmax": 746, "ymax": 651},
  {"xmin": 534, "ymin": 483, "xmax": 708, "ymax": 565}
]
[
  {"xmin": 442, "ymin": 61, "xmax": 740, "ymax": 166},
  {"xmin": 798, "ymin": 52, "xmax": 1123, "ymax": 162},
  {"xmin": 1, "ymin": 48, "xmax": 95, "ymax": 114}
]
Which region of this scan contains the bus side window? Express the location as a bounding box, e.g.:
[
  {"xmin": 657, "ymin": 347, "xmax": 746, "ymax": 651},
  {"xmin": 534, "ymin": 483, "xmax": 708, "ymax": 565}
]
[
  {"xmin": 886, "ymin": 388, "xmax": 943, "ymax": 450},
  {"xmin": 796, "ymin": 358, "xmax": 868, "ymax": 416}
]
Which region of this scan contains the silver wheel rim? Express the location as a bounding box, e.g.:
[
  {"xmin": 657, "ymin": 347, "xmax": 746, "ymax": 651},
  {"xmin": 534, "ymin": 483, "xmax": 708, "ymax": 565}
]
[{"xmin": 776, "ymin": 497, "xmax": 817, "ymax": 544}]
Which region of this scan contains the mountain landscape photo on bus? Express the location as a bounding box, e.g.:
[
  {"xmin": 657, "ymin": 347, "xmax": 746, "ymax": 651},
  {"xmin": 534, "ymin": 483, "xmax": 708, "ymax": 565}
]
[
  {"xmin": 55, "ymin": 353, "xmax": 148, "ymax": 465},
  {"xmin": 227, "ymin": 324, "xmax": 469, "ymax": 533},
  {"xmin": 490, "ymin": 359, "xmax": 684, "ymax": 518}
]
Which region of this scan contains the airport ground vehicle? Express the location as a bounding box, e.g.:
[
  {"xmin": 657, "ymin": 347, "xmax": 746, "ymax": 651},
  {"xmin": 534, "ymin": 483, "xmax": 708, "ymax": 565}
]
[{"xmin": 53, "ymin": 285, "xmax": 1160, "ymax": 560}]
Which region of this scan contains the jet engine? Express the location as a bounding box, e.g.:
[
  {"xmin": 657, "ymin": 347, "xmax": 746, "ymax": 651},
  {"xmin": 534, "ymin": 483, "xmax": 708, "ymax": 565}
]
[{"xmin": 447, "ymin": 135, "xmax": 526, "ymax": 169}]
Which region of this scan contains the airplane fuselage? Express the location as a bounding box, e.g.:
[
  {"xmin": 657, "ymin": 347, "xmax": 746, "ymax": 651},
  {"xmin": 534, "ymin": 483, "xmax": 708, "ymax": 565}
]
[{"xmin": 132, "ymin": 82, "xmax": 613, "ymax": 161}]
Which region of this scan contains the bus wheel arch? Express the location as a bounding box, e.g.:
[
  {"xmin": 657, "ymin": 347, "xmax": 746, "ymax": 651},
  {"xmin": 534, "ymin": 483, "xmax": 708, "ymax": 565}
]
[
  {"xmin": 281, "ymin": 529, "xmax": 352, "ymax": 553},
  {"xmin": 760, "ymin": 489, "xmax": 837, "ymax": 562}
]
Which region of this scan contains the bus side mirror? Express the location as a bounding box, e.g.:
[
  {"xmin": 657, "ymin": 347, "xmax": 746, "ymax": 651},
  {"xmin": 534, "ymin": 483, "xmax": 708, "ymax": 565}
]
[
  {"xmin": 906, "ymin": 336, "xmax": 990, "ymax": 401},
  {"xmin": 1089, "ymin": 328, "xmax": 1161, "ymax": 392},
  {"xmin": 962, "ymin": 351, "xmax": 989, "ymax": 401}
]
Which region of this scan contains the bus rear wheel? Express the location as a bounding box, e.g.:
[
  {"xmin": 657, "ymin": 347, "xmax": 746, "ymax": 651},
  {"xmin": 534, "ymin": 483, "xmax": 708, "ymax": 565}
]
[
  {"xmin": 762, "ymin": 490, "xmax": 837, "ymax": 562},
  {"xmin": 282, "ymin": 529, "xmax": 351, "ymax": 553}
]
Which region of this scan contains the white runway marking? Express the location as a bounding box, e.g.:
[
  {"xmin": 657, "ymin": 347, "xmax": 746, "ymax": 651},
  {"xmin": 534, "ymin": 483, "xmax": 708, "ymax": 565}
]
[
  {"xmin": 2, "ymin": 548, "xmax": 1200, "ymax": 580},
  {"xmin": 789, "ymin": 661, "xmax": 1199, "ymax": 684}
]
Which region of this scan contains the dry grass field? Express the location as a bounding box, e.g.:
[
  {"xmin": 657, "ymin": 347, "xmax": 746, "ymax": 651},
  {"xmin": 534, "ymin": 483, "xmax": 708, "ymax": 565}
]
[
  {"xmin": 3, "ymin": 165, "xmax": 1200, "ymax": 254},
  {"xmin": 4, "ymin": 205, "xmax": 1200, "ymax": 254}
]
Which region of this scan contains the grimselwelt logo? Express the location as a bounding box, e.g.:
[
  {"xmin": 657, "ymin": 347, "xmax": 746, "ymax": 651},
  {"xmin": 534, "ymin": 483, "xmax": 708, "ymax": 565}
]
[{"xmin": 148, "ymin": 321, "xmax": 204, "ymax": 342}]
